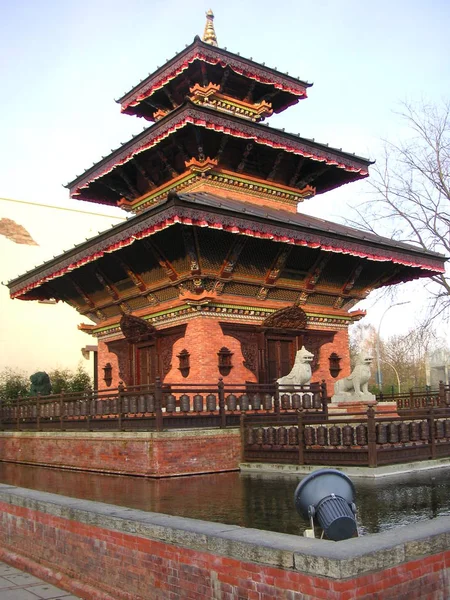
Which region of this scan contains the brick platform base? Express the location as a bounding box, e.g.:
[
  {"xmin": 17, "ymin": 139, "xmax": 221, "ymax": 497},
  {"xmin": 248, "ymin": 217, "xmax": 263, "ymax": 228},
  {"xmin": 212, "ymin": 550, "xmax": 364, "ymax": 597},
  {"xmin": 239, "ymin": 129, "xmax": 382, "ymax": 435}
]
[
  {"xmin": 0, "ymin": 485, "xmax": 448, "ymax": 599},
  {"xmin": 0, "ymin": 429, "xmax": 241, "ymax": 478}
]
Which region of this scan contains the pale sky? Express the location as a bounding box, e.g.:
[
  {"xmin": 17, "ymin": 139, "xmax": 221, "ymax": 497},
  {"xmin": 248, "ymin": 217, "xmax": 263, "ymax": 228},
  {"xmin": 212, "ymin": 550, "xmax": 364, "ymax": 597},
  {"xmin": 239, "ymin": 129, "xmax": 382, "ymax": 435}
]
[{"xmin": 1, "ymin": 0, "xmax": 449, "ymax": 371}]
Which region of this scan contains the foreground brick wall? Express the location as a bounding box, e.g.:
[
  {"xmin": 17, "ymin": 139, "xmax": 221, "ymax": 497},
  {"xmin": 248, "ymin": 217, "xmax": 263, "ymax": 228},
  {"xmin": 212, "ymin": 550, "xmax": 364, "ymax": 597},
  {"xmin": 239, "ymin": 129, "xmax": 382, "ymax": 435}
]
[
  {"xmin": 0, "ymin": 485, "xmax": 448, "ymax": 600},
  {"xmin": 0, "ymin": 429, "xmax": 241, "ymax": 477}
]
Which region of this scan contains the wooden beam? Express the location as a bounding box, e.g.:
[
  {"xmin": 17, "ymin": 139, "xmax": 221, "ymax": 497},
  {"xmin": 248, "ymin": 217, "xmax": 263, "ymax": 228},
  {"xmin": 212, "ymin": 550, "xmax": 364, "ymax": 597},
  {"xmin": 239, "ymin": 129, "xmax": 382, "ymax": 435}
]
[
  {"xmin": 182, "ymin": 226, "xmax": 201, "ymax": 274},
  {"xmin": 200, "ymin": 62, "xmax": 208, "ymax": 87},
  {"xmin": 297, "ymin": 165, "xmax": 329, "ymax": 188},
  {"xmin": 163, "ymin": 87, "xmax": 177, "ymax": 109},
  {"xmin": 111, "ymin": 255, "xmax": 148, "ymax": 292},
  {"xmin": 194, "ymin": 128, "xmax": 205, "ymax": 162},
  {"xmin": 267, "ymin": 151, "xmax": 284, "ymax": 181},
  {"xmin": 265, "ymin": 247, "xmax": 292, "ymax": 284},
  {"xmin": 237, "ymin": 142, "xmax": 254, "ymax": 173},
  {"xmin": 342, "ymin": 263, "xmax": 364, "ymax": 294},
  {"xmin": 157, "ymin": 149, "xmax": 178, "ymax": 178},
  {"xmin": 219, "ymin": 67, "xmax": 230, "ymax": 93},
  {"xmin": 289, "ymin": 157, "xmax": 305, "ymax": 187},
  {"xmin": 94, "ymin": 269, "xmax": 120, "ymax": 301},
  {"xmin": 173, "ymin": 138, "xmax": 190, "ymax": 164},
  {"xmin": 132, "ymin": 157, "xmax": 157, "ymax": 189},
  {"xmin": 117, "ymin": 169, "xmax": 140, "ymax": 198},
  {"xmin": 142, "ymin": 97, "xmax": 166, "ymax": 111},
  {"xmin": 219, "ymin": 237, "xmax": 247, "ymax": 278},
  {"xmin": 296, "ymin": 290, "xmax": 309, "ymax": 305},
  {"xmin": 66, "ymin": 275, "xmax": 101, "ymax": 316},
  {"xmin": 244, "ymin": 79, "xmax": 257, "ymax": 103},
  {"xmin": 216, "ymin": 134, "xmax": 228, "ymax": 162},
  {"xmin": 304, "ymin": 254, "xmax": 331, "ymax": 290},
  {"xmin": 141, "ymin": 239, "xmax": 179, "ymax": 282},
  {"xmin": 101, "ymin": 180, "xmax": 133, "ymax": 201}
]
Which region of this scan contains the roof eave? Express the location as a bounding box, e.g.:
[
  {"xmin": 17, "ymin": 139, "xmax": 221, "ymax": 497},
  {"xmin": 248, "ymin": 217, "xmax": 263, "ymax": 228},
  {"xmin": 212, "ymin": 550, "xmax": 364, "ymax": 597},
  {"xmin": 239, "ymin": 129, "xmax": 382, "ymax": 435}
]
[
  {"xmin": 66, "ymin": 103, "xmax": 372, "ymax": 196},
  {"xmin": 117, "ymin": 37, "xmax": 312, "ymax": 108},
  {"xmin": 8, "ymin": 193, "xmax": 446, "ymax": 299}
]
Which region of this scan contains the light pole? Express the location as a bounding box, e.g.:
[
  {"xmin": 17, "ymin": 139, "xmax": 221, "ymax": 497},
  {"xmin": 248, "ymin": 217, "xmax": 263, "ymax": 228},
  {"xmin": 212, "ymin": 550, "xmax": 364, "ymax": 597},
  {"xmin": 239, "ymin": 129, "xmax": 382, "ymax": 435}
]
[
  {"xmin": 376, "ymin": 301, "xmax": 410, "ymax": 391},
  {"xmin": 383, "ymin": 360, "xmax": 401, "ymax": 394}
]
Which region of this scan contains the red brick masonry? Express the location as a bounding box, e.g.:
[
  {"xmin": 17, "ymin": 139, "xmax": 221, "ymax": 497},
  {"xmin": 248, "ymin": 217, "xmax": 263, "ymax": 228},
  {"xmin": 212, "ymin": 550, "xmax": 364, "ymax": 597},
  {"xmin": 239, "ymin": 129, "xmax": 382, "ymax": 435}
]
[
  {"xmin": 0, "ymin": 485, "xmax": 448, "ymax": 599},
  {"xmin": 0, "ymin": 429, "xmax": 241, "ymax": 477}
]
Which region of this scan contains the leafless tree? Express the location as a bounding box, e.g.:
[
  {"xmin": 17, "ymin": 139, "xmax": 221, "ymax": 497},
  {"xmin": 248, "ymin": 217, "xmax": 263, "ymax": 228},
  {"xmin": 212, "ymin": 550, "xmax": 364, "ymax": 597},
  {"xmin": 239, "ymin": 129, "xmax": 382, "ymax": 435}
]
[
  {"xmin": 349, "ymin": 321, "xmax": 442, "ymax": 392},
  {"xmin": 350, "ymin": 101, "xmax": 450, "ymax": 323}
]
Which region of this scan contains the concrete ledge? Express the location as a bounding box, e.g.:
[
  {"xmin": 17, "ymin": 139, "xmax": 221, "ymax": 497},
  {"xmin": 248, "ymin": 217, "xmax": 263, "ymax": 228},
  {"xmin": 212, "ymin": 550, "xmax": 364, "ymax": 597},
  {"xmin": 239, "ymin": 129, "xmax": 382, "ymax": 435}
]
[
  {"xmin": 0, "ymin": 483, "xmax": 448, "ymax": 579},
  {"xmin": 240, "ymin": 458, "xmax": 450, "ymax": 478}
]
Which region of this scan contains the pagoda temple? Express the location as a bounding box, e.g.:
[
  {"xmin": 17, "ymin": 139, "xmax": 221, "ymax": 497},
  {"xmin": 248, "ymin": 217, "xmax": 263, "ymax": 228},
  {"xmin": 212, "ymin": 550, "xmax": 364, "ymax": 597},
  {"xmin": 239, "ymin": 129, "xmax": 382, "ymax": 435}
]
[{"xmin": 8, "ymin": 12, "xmax": 446, "ymax": 391}]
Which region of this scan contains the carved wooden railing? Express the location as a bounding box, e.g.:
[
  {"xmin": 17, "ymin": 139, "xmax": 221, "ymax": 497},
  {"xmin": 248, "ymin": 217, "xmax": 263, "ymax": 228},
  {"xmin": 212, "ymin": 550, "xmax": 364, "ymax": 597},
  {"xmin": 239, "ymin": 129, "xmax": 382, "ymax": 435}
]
[
  {"xmin": 377, "ymin": 382, "xmax": 450, "ymax": 411},
  {"xmin": 242, "ymin": 405, "xmax": 450, "ymax": 467},
  {"xmin": 0, "ymin": 379, "xmax": 328, "ymax": 432}
]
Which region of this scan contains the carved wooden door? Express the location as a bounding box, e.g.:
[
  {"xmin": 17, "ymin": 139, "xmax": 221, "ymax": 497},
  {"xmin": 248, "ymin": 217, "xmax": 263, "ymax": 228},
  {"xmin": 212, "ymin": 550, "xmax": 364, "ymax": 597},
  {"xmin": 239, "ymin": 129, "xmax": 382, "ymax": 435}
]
[
  {"xmin": 267, "ymin": 339, "xmax": 294, "ymax": 382},
  {"xmin": 136, "ymin": 344, "xmax": 157, "ymax": 385}
]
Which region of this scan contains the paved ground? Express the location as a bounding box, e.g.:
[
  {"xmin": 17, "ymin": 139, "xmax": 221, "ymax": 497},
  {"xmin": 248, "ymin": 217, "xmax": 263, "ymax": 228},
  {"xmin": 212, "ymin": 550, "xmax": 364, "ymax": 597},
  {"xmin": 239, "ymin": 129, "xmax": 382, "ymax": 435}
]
[{"xmin": 0, "ymin": 562, "xmax": 81, "ymax": 600}]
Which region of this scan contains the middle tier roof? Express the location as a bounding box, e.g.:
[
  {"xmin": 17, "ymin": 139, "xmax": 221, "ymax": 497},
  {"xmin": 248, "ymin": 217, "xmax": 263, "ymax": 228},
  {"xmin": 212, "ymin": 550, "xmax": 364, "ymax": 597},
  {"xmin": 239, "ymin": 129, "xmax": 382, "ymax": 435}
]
[{"xmin": 67, "ymin": 102, "xmax": 372, "ymax": 211}]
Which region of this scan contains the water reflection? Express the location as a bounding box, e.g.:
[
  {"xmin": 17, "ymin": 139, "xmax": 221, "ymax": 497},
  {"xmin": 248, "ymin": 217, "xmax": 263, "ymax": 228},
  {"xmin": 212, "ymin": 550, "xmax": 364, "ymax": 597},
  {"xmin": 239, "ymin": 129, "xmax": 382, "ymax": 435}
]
[{"xmin": 0, "ymin": 463, "xmax": 449, "ymax": 536}]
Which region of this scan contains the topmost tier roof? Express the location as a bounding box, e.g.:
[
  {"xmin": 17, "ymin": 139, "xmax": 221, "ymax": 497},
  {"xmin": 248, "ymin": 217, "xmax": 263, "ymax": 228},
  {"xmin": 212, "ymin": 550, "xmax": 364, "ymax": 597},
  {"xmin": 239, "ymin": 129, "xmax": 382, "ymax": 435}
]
[{"xmin": 117, "ymin": 30, "xmax": 312, "ymax": 122}]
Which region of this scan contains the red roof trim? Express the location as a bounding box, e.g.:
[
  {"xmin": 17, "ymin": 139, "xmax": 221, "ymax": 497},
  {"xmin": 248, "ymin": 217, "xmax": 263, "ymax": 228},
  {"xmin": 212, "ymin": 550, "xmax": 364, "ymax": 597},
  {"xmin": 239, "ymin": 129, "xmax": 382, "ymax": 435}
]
[
  {"xmin": 71, "ymin": 112, "xmax": 369, "ymax": 198},
  {"xmin": 120, "ymin": 51, "xmax": 308, "ymax": 113},
  {"xmin": 10, "ymin": 213, "xmax": 445, "ymax": 300}
]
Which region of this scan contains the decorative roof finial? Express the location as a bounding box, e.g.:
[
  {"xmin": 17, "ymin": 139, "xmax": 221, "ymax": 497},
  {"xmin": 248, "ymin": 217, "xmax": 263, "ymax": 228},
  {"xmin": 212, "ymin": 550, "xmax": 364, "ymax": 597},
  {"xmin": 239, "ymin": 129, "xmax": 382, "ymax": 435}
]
[{"xmin": 203, "ymin": 9, "xmax": 218, "ymax": 47}]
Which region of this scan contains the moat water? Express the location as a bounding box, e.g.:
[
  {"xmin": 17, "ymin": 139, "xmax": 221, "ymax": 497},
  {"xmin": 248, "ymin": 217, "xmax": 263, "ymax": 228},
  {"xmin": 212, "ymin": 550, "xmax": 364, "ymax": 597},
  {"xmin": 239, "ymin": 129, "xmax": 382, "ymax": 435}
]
[{"xmin": 0, "ymin": 463, "xmax": 449, "ymax": 536}]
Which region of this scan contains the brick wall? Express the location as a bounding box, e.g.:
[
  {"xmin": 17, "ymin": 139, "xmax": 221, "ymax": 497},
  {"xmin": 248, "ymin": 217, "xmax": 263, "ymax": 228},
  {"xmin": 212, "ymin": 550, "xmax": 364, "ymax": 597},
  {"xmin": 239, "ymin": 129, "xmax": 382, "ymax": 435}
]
[
  {"xmin": 97, "ymin": 339, "xmax": 122, "ymax": 389},
  {"xmin": 0, "ymin": 429, "xmax": 241, "ymax": 478},
  {"xmin": 314, "ymin": 329, "xmax": 351, "ymax": 391},
  {"xmin": 0, "ymin": 485, "xmax": 448, "ymax": 600},
  {"xmin": 165, "ymin": 317, "xmax": 257, "ymax": 384},
  {"xmin": 96, "ymin": 319, "xmax": 351, "ymax": 393}
]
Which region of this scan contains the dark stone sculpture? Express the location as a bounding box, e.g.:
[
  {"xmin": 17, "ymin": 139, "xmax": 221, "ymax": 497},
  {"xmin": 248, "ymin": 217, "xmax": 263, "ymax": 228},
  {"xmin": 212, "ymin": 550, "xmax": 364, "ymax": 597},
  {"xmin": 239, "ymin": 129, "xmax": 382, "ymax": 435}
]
[{"xmin": 30, "ymin": 372, "xmax": 52, "ymax": 396}]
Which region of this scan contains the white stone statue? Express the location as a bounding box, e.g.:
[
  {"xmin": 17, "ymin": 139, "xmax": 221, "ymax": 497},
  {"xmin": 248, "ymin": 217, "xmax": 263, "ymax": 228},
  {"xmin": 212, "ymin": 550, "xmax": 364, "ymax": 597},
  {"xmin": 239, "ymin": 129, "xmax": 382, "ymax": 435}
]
[
  {"xmin": 277, "ymin": 346, "xmax": 313, "ymax": 388},
  {"xmin": 332, "ymin": 353, "xmax": 376, "ymax": 403}
]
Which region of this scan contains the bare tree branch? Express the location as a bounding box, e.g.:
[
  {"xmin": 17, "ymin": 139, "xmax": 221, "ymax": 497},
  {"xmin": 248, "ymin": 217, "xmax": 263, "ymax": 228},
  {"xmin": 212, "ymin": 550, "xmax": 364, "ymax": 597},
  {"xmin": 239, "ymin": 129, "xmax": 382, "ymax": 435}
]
[{"xmin": 350, "ymin": 100, "xmax": 450, "ymax": 323}]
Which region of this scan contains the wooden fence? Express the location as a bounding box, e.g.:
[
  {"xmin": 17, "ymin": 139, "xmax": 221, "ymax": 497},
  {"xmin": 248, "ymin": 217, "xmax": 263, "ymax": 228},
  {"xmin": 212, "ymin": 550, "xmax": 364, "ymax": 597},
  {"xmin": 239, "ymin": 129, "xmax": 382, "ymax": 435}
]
[
  {"xmin": 241, "ymin": 405, "xmax": 450, "ymax": 467},
  {"xmin": 378, "ymin": 382, "xmax": 450, "ymax": 411},
  {"xmin": 0, "ymin": 379, "xmax": 328, "ymax": 432}
]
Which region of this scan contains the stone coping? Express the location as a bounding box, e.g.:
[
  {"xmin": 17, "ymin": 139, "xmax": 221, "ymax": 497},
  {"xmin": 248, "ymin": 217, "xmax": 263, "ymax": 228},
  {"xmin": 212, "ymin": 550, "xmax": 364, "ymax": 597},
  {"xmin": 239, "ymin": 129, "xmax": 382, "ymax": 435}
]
[
  {"xmin": 0, "ymin": 483, "xmax": 448, "ymax": 580},
  {"xmin": 0, "ymin": 428, "xmax": 240, "ymax": 440},
  {"xmin": 240, "ymin": 459, "xmax": 450, "ymax": 478}
]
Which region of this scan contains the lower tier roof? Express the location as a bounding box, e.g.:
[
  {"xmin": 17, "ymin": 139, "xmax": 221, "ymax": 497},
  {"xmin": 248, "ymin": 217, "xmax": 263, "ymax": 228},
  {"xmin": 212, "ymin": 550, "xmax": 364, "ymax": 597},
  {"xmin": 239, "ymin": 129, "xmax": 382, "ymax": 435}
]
[{"xmin": 8, "ymin": 192, "xmax": 446, "ymax": 326}]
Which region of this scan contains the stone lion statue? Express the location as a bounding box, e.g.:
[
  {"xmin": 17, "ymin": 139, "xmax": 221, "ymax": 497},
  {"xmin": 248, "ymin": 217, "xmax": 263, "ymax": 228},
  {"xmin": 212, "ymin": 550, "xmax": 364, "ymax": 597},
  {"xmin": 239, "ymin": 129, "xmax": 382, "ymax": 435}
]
[
  {"xmin": 332, "ymin": 353, "xmax": 375, "ymax": 403},
  {"xmin": 30, "ymin": 371, "xmax": 52, "ymax": 396},
  {"xmin": 277, "ymin": 346, "xmax": 314, "ymax": 388}
]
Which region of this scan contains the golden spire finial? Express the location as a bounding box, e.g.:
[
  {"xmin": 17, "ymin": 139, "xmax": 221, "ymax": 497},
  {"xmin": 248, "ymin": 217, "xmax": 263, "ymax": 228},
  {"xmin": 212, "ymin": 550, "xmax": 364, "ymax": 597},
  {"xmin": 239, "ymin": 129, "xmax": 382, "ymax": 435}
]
[{"xmin": 202, "ymin": 9, "xmax": 218, "ymax": 47}]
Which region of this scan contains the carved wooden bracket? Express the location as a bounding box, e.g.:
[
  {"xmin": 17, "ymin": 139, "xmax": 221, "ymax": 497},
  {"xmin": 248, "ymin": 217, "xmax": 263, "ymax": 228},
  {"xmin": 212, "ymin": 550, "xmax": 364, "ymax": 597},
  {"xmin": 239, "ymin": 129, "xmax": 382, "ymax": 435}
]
[
  {"xmin": 263, "ymin": 305, "xmax": 307, "ymax": 330},
  {"xmin": 120, "ymin": 314, "xmax": 156, "ymax": 344}
]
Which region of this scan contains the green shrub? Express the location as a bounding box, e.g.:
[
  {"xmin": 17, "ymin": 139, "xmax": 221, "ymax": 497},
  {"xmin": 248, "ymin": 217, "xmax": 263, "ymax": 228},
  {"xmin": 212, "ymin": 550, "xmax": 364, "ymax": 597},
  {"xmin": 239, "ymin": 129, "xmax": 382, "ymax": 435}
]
[
  {"xmin": 0, "ymin": 368, "xmax": 30, "ymax": 402},
  {"xmin": 47, "ymin": 364, "xmax": 92, "ymax": 393}
]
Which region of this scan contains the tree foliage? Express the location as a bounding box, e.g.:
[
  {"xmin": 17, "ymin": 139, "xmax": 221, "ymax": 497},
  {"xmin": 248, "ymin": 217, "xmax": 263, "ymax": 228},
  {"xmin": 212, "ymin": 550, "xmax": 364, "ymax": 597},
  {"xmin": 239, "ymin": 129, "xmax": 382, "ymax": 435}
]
[
  {"xmin": 0, "ymin": 365, "xmax": 92, "ymax": 401},
  {"xmin": 350, "ymin": 321, "xmax": 443, "ymax": 393},
  {"xmin": 0, "ymin": 368, "xmax": 29, "ymax": 401},
  {"xmin": 351, "ymin": 101, "xmax": 450, "ymax": 323},
  {"xmin": 47, "ymin": 365, "xmax": 92, "ymax": 394}
]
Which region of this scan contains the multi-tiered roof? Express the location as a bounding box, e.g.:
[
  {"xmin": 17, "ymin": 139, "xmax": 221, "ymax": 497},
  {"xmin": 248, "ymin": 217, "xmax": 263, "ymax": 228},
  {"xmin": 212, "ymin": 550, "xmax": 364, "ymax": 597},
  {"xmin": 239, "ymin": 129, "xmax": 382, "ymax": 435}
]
[
  {"xmin": 66, "ymin": 12, "xmax": 370, "ymax": 215},
  {"xmin": 9, "ymin": 12, "xmax": 446, "ymax": 344}
]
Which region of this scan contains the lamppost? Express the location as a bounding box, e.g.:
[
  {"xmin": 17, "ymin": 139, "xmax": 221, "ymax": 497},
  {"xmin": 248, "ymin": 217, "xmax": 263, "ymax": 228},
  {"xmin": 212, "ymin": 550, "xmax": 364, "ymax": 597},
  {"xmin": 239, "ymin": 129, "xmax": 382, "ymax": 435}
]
[
  {"xmin": 383, "ymin": 360, "xmax": 401, "ymax": 394},
  {"xmin": 376, "ymin": 301, "xmax": 410, "ymax": 391}
]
